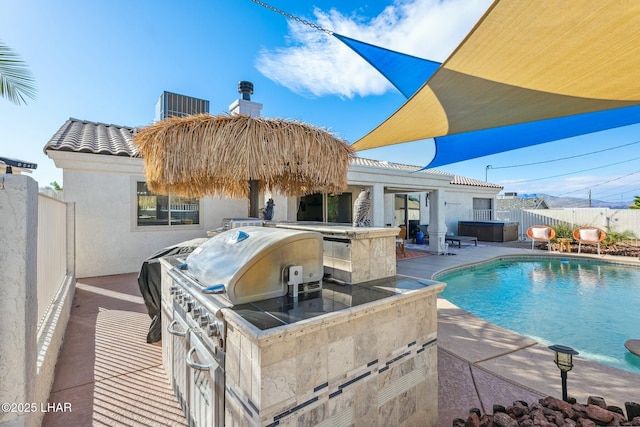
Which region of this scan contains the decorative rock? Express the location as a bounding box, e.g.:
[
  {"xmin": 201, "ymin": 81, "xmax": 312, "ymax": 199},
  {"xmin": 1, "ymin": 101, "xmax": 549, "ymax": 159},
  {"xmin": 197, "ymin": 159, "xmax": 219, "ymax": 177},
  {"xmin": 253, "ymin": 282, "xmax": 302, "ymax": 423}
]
[
  {"xmin": 608, "ymin": 406, "xmax": 625, "ymax": 416},
  {"xmin": 465, "ymin": 411, "xmax": 480, "ymax": 427},
  {"xmin": 572, "ymin": 403, "xmax": 588, "ymax": 418},
  {"xmin": 585, "ymin": 404, "xmax": 614, "ymax": 424},
  {"xmin": 479, "ymin": 414, "xmax": 493, "ymax": 427},
  {"xmin": 494, "ymin": 404, "xmax": 507, "ymax": 413},
  {"xmin": 587, "ymin": 396, "xmax": 607, "ymax": 409},
  {"xmin": 530, "ymin": 409, "xmax": 550, "ymax": 426},
  {"xmin": 578, "ymin": 418, "xmax": 596, "ymax": 427},
  {"xmin": 493, "ymin": 412, "xmax": 519, "ymax": 427},
  {"xmin": 543, "ymin": 397, "xmax": 572, "ymax": 413},
  {"xmin": 508, "ymin": 404, "xmax": 528, "ymax": 418},
  {"xmin": 610, "ymin": 411, "xmax": 628, "ymax": 426},
  {"xmin": 627, "ymin": 402, "xmax": 640, "ymax": 422},
  {"xmin": 455, "ymin": 396, "xmax": 640, "ymax": 426}
]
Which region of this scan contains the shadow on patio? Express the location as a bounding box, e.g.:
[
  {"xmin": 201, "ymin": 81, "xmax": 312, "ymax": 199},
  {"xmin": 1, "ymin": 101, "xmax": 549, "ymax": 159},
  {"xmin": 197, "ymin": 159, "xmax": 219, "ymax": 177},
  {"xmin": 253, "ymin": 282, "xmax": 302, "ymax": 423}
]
[{"xmin": 43, "ymin": 273, "xmax": 186, "ymax": 427}]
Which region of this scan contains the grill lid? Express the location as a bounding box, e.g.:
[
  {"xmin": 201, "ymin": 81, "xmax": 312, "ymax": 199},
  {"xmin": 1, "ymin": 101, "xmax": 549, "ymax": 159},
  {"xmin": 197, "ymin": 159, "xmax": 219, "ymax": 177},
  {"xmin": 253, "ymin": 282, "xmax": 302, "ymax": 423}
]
[{"xmin": 185, "ymin": 226, "xmax": 323, "ymax": 304}]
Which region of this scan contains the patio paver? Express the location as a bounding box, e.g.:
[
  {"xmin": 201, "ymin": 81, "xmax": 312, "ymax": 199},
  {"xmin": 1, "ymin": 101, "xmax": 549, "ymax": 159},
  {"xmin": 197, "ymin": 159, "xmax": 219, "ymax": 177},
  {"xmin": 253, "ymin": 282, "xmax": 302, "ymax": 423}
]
[{"xmin": 42, "ymin": 273, "xmax": 187, "ymax": 427}]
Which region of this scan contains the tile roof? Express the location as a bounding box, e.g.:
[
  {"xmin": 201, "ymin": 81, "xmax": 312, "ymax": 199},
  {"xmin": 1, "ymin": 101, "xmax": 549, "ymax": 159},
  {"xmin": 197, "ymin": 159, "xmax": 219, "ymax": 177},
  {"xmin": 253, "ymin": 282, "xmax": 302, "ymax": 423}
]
[
  {"xmin": 43, "ymin": 118, "xmax": 502, "ymax": 190},
  {"xmin": 44, "ymin": 118, "xmax": 139, "ymax": 157},
  {"xmin": 352, "ymin": 157, "xmax": 502, "ymax": 189}
]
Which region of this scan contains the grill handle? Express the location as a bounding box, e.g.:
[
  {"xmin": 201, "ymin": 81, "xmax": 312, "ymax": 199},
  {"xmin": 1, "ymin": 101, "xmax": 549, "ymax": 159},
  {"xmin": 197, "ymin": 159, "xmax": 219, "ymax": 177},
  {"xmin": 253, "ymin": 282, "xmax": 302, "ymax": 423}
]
[
  {"xmin": 186, "ymin": 347, "xmax": 212, "ymax": 371},
  {"xmin": 167, "ymin": 320, "xmax": 186, "ymax": 337},
  {"xmin": 203, "ymin": 284, "xmax": 225, "ymax": 294}
]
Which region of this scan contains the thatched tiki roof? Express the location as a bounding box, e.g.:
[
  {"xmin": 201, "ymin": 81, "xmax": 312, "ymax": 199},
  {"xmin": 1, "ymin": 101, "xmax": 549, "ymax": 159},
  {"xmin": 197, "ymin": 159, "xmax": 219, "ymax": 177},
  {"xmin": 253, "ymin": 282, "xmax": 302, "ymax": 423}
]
[{"xmin": 133, "ymin": 114, "xmax": 354, "ymax": 199}]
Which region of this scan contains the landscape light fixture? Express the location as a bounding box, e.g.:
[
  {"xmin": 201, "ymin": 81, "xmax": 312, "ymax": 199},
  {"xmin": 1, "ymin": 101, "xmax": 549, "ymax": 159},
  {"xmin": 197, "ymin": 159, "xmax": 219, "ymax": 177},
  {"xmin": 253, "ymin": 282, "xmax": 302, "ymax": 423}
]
[{"xmin": 548, "ymin": 344, "xmax": 579, "ymax": 402}]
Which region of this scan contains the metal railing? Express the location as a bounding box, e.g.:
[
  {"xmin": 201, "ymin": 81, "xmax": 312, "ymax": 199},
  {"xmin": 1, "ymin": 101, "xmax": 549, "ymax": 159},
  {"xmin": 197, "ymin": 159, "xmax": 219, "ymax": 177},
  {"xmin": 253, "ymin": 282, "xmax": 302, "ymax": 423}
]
[{"xmin": 36, "ymin": 194, "xmax": 68, "ymax": 329}]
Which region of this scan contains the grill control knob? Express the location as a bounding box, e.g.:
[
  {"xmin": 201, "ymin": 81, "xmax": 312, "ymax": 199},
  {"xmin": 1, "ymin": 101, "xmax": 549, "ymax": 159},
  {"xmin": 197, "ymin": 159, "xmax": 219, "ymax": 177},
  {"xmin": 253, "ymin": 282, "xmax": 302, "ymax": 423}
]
[
  {"xmin": 191, "ymin": 306, "xmax": 204, "ymax": 318},
  {"xmin": 169, "ymin": 285, "xmax": 178, "ymax": 295},
  {"xmin": 208, "ymin": 321, "xmax": 222, "ymax": 338},
  {"xmin": 199, "ymin": 314, "xmax": 210, "ymax": 327}
]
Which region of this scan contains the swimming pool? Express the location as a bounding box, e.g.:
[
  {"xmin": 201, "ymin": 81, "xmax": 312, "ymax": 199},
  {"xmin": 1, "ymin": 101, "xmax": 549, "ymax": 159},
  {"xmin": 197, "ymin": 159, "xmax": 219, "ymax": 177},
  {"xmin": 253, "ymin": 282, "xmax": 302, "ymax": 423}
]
[{"xmin": 437, "ymin": 258, "xmax": 640, "ymax": 375}]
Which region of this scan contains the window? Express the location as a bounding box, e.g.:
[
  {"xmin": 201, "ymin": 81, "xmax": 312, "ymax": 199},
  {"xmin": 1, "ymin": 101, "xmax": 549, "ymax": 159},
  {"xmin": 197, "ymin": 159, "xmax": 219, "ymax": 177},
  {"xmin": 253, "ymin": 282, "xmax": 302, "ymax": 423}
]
[
  {"xmin": 136, "ymin": 182, "xmax": 200, "ymax": 227},
  {"xmin": 297, "ymin": 192, "xmax": 352, "ymax": 223},
  {"xmin": 395, "ymin": 194, "xmax": 422, "ymax": 237},
  {"xmin": 473, "ymin": 197, "xmax": 493, "ymax": 221},
  {"xmin": 327, "ymin": 193, "xmax": 352, "ymax": 223}
]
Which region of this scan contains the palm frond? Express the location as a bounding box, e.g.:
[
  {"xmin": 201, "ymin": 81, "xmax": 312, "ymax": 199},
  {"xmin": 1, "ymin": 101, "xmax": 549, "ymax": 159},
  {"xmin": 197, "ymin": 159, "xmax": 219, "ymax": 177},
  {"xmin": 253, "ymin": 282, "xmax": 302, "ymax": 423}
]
[{"xmin": 0, "ymin": 41, "xmax": 37, "ymax": 105}]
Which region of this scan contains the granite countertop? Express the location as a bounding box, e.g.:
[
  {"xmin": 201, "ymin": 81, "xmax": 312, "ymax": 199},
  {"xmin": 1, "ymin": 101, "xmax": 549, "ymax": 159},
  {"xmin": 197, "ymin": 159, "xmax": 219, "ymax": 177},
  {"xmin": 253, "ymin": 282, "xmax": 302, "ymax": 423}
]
[{"xmin": 229, "ymin": 275, "xmax": 435, "ymax": 330}]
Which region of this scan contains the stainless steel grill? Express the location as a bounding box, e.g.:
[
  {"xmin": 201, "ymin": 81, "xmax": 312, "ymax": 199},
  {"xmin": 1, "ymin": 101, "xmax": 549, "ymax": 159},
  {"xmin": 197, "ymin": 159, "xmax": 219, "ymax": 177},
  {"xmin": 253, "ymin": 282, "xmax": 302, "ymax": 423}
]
[{"xmin": 162, "ymin": 226, "xmax": 324, "ymax": 426}]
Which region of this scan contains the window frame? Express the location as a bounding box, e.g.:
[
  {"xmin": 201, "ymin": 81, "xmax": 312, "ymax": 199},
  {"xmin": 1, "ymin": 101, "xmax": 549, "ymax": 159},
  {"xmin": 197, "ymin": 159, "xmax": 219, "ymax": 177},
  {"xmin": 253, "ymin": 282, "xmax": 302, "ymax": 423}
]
[{"xmin": 133, "ymin": 179, "xmax": 202, "ymax": 230}]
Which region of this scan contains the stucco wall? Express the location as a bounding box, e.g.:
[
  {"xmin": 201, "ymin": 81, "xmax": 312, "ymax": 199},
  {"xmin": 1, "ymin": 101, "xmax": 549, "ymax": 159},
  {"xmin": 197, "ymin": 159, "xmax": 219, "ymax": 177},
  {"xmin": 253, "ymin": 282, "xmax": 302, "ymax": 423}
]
[
  {"xmin": 442, "ymin": 187, "xmax": 498, "ymax": 234},
  {"xmin": 49, "ymin": 151, "xmax": 501, "ymax": 277},
  {"xmin": 56, "ymin": 153, "xmax": 247, "ymax": 277},
  {"xmin": 0, "ymin": 175, "xmax": 38, "ymax": 427}
]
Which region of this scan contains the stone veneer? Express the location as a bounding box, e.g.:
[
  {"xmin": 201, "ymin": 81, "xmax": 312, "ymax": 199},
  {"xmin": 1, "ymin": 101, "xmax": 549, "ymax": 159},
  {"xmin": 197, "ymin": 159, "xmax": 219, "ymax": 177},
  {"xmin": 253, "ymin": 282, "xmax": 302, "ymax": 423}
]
[
  {"xmin": 273, "ymin": 224, "xmax": 399, "ymax": 284},
  {"xmin": 222, "ymin": 280, "xmax": 443, "ymax": 427}
]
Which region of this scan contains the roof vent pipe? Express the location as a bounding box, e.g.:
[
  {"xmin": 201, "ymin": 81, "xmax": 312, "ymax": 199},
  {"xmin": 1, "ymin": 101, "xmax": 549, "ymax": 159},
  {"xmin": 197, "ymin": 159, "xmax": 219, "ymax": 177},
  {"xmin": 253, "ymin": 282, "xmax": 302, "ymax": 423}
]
[{"xmin": 238, "ymin": 81, "xmax": 254, "ymax": 101}]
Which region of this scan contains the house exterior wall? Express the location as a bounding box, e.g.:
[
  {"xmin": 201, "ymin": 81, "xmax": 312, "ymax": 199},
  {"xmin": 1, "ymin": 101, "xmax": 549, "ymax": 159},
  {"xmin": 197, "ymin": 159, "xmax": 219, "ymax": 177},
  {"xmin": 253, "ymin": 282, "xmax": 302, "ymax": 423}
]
[
  {"xmin": 51, "ymin": 152, "xmax": 247, "ymax": 277},
  {"xmin": 442, "ymin": 186, "xmax": 499, "ymax": 234},
  {"xmin": 48, "ymin": 151, "xmax": 501, "ymax": 277}
]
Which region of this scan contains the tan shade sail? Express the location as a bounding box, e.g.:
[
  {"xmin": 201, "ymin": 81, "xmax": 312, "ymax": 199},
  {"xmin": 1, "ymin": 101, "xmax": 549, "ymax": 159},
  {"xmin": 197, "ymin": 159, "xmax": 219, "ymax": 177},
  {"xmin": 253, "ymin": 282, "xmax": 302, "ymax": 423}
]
[
  {"xmin": 134, "ymin": 114, "xmax": 353, "ymax": 199},
  {"xmin": 351, "ymin": 0, "xmax": 640, "ymax": 152}
]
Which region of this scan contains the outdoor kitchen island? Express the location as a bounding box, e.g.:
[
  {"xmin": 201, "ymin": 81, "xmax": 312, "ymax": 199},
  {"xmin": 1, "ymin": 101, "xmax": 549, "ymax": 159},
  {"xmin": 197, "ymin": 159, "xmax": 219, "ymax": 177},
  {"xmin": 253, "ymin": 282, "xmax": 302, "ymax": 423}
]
[
  {"xmin": 224, "ymin": 274, "xmax": 444, "ymax": 427},
  {"xmin": 160, "ymin": 226, "xmax": 443, "ymax": 426},
  {"xmin": 271, "ymin": 222, "xmax": 400, "ymax": 284}
]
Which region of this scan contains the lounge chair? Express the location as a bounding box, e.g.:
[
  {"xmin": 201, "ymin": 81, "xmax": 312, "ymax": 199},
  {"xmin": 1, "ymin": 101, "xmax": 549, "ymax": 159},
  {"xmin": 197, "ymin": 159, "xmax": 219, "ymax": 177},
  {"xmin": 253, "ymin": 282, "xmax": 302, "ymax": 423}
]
[
  {"xmin": 573, "ymin": 226, "xmax": 607, "ymax": 255},
  {"xmin": 526, "ymin": 225, "xmax": 556, "ymax": 251},
  {"xmin": 396, "ymin": 225, "xmax": 407, "ymax": 257}
]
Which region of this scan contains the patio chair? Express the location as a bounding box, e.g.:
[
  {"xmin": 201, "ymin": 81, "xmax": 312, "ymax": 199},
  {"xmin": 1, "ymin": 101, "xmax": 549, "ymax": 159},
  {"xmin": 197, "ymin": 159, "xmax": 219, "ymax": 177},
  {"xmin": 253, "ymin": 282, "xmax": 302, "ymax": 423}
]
[
  {"xmin": 573, "ymin": 226, "xmax": 607, "ymax": 255},
  {"xmin": 526, "ymin": 225, "xmax": 556, "ymax": 251},
  {"xmin": 396, "ymin": 225, "xmax": 407, "ymax": 257}
]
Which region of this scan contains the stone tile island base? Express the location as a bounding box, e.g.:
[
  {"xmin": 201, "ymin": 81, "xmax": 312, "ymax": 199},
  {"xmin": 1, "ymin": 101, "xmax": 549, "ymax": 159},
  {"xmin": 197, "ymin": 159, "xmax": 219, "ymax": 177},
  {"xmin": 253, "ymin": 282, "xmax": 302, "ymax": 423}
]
[
  {"xmin": 273, "ymin": 223, "xmax": 399, "ymax": 284},
  {"xmin": 222, "ymin": 280, "xmax": 443, "ymax": 427}
]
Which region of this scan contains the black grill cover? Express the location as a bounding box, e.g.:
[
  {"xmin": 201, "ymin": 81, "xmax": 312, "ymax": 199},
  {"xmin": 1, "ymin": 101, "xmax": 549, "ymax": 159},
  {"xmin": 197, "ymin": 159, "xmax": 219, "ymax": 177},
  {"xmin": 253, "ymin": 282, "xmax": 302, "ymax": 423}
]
[{"xmin": 137, "ymin": 238, "xmax": 207, "ymax": 343}]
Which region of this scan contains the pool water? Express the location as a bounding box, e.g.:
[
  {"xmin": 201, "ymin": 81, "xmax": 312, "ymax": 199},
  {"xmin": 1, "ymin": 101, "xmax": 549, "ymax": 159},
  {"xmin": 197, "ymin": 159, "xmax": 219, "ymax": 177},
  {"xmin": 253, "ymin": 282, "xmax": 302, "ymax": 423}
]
[{"xmin": 438, "ymin": 258, "xmax": 640, "ymax": 374}]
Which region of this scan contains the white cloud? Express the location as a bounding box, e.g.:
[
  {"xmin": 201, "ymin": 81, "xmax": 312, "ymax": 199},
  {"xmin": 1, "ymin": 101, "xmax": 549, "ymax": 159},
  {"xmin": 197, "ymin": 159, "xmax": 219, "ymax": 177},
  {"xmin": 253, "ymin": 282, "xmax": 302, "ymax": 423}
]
[{"xmin": 256, "ymin": 0, "xmax": 492, "ymax": 98}]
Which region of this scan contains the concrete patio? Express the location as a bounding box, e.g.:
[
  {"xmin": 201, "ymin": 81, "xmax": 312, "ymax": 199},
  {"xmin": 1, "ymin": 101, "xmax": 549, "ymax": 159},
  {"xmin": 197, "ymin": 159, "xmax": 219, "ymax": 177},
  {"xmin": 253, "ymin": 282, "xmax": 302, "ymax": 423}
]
[
  {"xmin": 41, "ymin": 274, "xmax": 187, "ymax": 427},
  {"xmin": 42, "ymin": 242, "xmax": 640, "ymax": 426}
]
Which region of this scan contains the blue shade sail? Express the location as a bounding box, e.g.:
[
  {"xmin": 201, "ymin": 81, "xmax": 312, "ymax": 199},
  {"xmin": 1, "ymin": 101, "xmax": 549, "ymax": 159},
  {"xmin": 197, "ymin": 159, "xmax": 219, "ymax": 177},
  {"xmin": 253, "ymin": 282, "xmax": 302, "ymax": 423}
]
[
  {"xmin": 333, "ymin": 33, "xmax": 441, "ymax": 98},
  {"xmin": 422, "ymin": 104, "xmax": 640, "ymax": 169},
  {"xmin": 341, "ymin": 1, "xmax": 640, "ymax": 166}
]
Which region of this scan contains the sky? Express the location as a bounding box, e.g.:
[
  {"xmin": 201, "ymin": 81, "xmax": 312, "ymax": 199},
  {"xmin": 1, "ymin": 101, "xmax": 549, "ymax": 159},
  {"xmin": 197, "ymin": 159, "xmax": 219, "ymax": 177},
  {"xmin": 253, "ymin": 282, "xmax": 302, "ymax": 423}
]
[{"xmin": 2, "ymin": 0, "xmax": 640, "ymax": 205}]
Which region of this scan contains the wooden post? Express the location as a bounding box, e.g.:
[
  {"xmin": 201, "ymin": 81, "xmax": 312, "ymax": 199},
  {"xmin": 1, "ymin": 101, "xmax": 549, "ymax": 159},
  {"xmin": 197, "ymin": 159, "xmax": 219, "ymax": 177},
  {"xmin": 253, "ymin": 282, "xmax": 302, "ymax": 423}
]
[{"xmin": 249, "ymin": 179, "xmax": 260, "ymax": 218}]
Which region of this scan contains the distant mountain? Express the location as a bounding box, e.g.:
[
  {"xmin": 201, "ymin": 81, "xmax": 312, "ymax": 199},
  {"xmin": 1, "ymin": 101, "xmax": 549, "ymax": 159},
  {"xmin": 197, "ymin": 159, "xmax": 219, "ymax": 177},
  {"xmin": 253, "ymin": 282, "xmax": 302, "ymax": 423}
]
[{"xmin": 537, "ymin": 193, "xmax": 633, "ymax": 209}]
